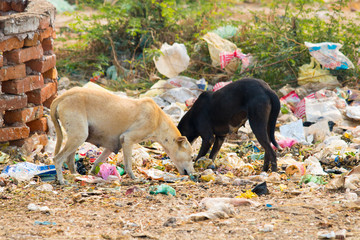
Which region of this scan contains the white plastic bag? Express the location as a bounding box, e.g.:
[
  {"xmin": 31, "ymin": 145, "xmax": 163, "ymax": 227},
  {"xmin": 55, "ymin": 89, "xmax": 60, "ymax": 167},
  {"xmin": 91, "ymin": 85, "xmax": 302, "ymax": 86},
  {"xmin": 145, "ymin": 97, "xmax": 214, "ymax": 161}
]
[
  {"xmin": 346, "ymin": 106, "xmax": 360, "ymax": 120},
  {"xmin": 153, "ymin": 43, "xmax": 190, "ymax": 78},
  {"xmin": 305, "ymin": 97, "xmax": 343, "ymax": 122},
  {"xmin": 160, "ymin": 87, "xmax": 199, "ymax": 104},
  {"xmin": 279, "ymin": 119, "xmax": 306, "ymax": 143},
  {"xmin": 305, "ymin": 42, "xmax": 354, "ymax": 70}
]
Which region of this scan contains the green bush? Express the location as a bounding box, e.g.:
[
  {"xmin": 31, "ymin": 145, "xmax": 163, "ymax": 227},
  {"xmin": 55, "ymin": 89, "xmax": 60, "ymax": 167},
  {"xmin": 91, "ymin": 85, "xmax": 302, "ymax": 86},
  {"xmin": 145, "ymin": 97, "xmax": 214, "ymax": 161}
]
[
  {"xmin": 57, "ymin": 0, "xmax": 359, "ymax": 90},
  {"xmin": 231, "ymin": 1, "xmax": 360, "ymax": 88}
]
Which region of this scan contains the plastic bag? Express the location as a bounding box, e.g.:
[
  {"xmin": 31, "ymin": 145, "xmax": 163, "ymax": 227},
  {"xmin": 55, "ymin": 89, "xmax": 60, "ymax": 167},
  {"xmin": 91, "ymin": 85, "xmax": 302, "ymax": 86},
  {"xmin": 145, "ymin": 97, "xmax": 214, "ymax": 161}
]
[
  {"xmin": 297, "ymin": 57, "xmax": 339, "ymax": 87},
  {"xmin": 213, "ymin": 81, "xmax": 232, "ymax": 92},
  {"xmin": 162, "ymin": 103, "xmax": 185, "ymax": 122},
  {"xmin": 305, "ymin": 97, "xmax": 343, "ymax": 123},
  {"xmin": 159, "ymin": 87, "xmax": 198, "ymax": 104},
  {"xmin": 167, "ymin": 76, "xmax": 198, "ymax": 90},
  {"xmin": 2, "ymin": 162, "xmax": 40, "ymax": 181},
  {"xmin": 97, "ymin": 163, "xmax": 121, "ymax": 181},
  {"xmin": 305, "ymin": 42, "xmax": 354, "ymax": 70},
  {"xmin": 346, "ymin": 106, "xmax": 360, "ymax": 120},
  {"xmin": 202, "ymin": 32, "xmax": 238, "ymax": 72},
  {"xmin": 153, "ymin": 43, "xmax": 190, "ymax": 78},
  {"xmin": 304, "ymin": 156, "xmax": 327, "ymax": 176},
  {"xmin": 279, "ymin": 119, "xmax": 306, "ymax": 143},
  {"xmin": 140, "ymin": 80, "xmax": 174, "ymax": 98},
  {"xmin": 212, "ymin": 25, "xmax": 238, "ymax": 39}
]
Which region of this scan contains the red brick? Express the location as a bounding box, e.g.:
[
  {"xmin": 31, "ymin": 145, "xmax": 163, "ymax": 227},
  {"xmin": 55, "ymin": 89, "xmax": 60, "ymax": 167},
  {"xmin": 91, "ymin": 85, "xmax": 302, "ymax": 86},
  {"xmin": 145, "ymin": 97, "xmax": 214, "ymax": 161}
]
[
  {"xmin": 43, "ymin": 92, "xmax": 57, "ymax": 108},
  {"xmin": 0, "ymin": 64, "xmax": 26, "ymax": 81},
  {"xmin": 0, "ymin": 37, "xmax": 24, "ymax": 52},
  {"xmin": 0, "ymin": 94, "xmax": 27, "ymax": 111},
  {"xmin": 42, "ymin": 67, "xmax": 57, "ymax": 80},
  {"xmin": 41, "ymin": 37, "xmax": 53, "ymax": 52},
  {"xmin": 39, "ymin": 27, "xmax": 55, "ymax": 41},
  {"xmin": 4, "ymin": 105, "xmax": 44, "ymax": 124},
  {"xmin": 10, "ymin": 132, "xmax": 48, "ymax": 152},
  {"xmin": 27, "ymin": 117, "xmax": 47, "ymax": 132},
  {"xmin": 24, "ymin": 33, "xmax": 40, "ymax": 47},
  {"xmin": 0, "ymin": 1, "xmax": 11, "ymax": 12},
  {"xmin": 10, "ymin": 0, "xmax": 26, "ymax": 12},
  {"xmin": 26, "ymin": 82, "xmax": 57, "ymax": 104},
  {"xmin": 4, "ymin": 44, "xmax": 43, "ymax": 64},
  {"xmin": 26, "ymin": 54, "xmax": 56, "ymax": 73},
  {"xmin": 0, "ymin": 124, "xmax": 30, "ymax": 142},
  {"xmin": 2, "ymin": 75, "xmax": 44, "ymax": 94}
]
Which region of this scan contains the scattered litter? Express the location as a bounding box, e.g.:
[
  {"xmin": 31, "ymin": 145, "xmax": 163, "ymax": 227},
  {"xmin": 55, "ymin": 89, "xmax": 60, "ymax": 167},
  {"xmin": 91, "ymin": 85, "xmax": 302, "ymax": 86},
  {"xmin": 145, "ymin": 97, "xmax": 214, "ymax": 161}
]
[
  {"xmin": 34, "ymin": 221, "xmax": 56, "ymax": 226},
  {"xmin": 96, "ymin": 163, "xmax": 121, "ymax": 181},
  {"xmin": 305, "ymin": 42, "xmax": 354, "ymax": 70},
  {"xmin": 149, "ymin": 184, "xmax": 176, "ymax": 196},
  {"xmin": 259, "ymin": 224, "xmax": 274, "ymax": 232},
  {"xmin": 36, "ymin": 184, "xmax": 54, "ymax": 192},
  {"xmin": 2, "ymin": 163, "xmax": 56, "ymax": 182},
  {"xmin": 27, "ymin": 203, "xmax": 50, "ymax": 213},
  {"xmin": 251, "ymin": 182, "xmax": 269, "ymax": 196},
  {"xmin": 138, "ymin": 167, "xmax": 188, "ymax": 182}
]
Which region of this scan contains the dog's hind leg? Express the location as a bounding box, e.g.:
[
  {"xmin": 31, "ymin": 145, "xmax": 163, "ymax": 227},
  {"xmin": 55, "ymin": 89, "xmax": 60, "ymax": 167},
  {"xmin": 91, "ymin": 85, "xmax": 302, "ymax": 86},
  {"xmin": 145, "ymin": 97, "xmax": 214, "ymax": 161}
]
[
  {"xmin": 66, "ymin": 151, "xmax": 76, "ymax": 174},
  {"xmin": 54, "ymin": 136, "xmax": 86, "ymax": 184},
  {"xmin": 248, "ymin": 104, "xmax": 277, "ymax": 172},
  {"xmin": 90, "ymin": 148, "xmax": 112, "ymax": 174},
  {"xmin": 209, "ymin": 135, "xmax": 226, "ymax": 160},
  {"xmin": 54, "ymin": 111, "xmax": 88, "ymax": 184}
]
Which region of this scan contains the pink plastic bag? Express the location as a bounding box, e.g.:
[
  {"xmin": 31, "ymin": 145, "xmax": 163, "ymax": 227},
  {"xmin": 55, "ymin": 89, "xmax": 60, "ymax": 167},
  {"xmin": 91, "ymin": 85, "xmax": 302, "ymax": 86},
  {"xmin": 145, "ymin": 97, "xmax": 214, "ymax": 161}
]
[
  {"xmin": 277, "ymin": 138, "xmax": 298, "ymax": 148},
  {"xmin": 97, "ymin": 163, "xmax": 121, "ymax": 180}
]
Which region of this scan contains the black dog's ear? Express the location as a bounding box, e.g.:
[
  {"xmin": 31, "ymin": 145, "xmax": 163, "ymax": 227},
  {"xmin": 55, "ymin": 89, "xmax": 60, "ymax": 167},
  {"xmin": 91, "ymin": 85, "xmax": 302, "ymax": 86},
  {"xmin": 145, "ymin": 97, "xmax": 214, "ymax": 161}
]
[{"xmin": 176, "ymin": 136, "xmax": 190, "ymax": 148}]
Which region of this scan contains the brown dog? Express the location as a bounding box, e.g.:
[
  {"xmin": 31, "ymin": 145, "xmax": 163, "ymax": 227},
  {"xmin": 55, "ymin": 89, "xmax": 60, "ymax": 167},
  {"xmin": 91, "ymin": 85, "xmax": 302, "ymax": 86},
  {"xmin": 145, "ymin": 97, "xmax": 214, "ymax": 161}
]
[{"xmin": 50, "ymin": 87, "xmax": 195, "ymax": 184}]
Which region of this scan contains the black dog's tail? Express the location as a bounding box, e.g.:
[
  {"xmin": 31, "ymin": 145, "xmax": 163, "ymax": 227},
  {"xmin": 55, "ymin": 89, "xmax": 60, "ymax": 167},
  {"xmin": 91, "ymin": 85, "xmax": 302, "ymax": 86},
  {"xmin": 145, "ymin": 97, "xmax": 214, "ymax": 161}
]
[{"xmin": 267, "ymin": 90, "xmax": 280, "ymax": 149}]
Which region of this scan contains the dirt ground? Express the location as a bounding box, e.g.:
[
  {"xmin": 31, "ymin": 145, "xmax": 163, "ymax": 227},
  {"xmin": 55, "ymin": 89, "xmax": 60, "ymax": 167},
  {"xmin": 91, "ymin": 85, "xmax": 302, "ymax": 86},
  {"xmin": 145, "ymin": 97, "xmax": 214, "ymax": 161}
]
[
  {"xmin": 0, "ymin": 170, "xmax": 359, "ymax": 240},
  {"xmin": 1, "ymin": 1, "xmax": 360, "ymax": 240}
]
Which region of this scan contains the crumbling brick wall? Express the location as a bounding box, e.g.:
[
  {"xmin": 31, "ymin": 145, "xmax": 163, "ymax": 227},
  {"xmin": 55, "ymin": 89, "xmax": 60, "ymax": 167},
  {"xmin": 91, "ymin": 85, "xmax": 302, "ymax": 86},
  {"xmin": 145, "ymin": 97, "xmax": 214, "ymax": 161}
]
[{"xmin": 0, "ymin": 0, "xmax": 57, "ymax": 150}]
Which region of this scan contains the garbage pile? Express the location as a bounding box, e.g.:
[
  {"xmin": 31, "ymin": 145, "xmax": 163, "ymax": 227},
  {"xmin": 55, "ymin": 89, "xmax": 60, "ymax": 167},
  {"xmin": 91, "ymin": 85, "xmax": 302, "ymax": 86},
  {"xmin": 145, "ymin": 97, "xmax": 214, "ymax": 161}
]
[{"xmin": 1, "ymin": 29, "xmax": 360, "ymax": 239}]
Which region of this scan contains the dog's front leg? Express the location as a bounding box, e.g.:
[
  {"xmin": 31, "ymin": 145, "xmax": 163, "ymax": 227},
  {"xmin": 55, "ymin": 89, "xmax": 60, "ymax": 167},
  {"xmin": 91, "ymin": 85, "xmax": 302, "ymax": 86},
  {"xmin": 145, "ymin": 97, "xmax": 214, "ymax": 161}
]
[
  {"xmin": 196, "ymin": 135, "xmax": 215, "ymax": 160},
  {"xmin": 90, "ymin": 148, "xmax": 112, "ymax": 174},
  {"xmin": 209, "ymin": 135, "xmax": 226, "ymax": 160}
]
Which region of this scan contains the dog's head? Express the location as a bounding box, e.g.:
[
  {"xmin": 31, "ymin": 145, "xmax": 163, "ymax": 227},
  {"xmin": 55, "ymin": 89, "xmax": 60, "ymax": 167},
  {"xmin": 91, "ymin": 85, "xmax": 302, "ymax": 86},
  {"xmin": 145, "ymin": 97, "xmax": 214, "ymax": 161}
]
[{"xmin": 172, "ymin": 136, "xmax": 195, "ymax": 175}]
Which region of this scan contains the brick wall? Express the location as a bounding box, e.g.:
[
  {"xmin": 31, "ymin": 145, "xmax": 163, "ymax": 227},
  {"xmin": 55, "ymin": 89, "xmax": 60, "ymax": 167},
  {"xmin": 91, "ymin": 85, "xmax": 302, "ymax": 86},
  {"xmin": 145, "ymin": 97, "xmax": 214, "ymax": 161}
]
[{"xmin": 0, "ymin": 0, "xmax": 57, "ymax": 149}]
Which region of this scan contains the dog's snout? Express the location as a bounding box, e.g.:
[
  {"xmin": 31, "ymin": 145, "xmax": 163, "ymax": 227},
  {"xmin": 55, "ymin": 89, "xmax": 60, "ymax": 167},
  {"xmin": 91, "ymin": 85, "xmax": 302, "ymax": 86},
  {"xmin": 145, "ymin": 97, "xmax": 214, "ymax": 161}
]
[{"xmin": 184, "ymin": 169, "xmax": 188, "ymax": 175}]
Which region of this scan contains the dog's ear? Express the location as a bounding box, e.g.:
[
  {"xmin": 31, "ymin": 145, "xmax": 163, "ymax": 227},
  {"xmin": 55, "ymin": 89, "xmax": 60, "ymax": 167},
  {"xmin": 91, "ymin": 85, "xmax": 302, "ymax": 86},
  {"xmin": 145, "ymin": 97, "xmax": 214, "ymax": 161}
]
[{"xmin": 176, "ymin": 136, "xmax": 190, "ymax": 148}]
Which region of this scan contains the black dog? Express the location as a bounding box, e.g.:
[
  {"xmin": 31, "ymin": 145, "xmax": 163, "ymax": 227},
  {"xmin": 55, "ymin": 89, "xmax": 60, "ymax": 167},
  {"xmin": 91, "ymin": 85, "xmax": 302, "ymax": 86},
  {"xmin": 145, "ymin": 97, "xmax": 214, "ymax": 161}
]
[{"xmin": 178, "ymin": 78, "xmax": 280, "ymax": 172}]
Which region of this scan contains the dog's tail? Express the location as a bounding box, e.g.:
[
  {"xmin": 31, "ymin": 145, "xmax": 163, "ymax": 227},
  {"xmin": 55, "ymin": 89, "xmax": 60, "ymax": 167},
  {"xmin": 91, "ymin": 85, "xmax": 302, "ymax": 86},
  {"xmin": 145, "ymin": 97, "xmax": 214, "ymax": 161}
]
[
  {"xmin": 268, "ymin": 90, "xmax": 280, "ymax": 149},
  {"xmin": 50, "ymin": 96, "xmax": 63, "ymax": 155}
]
